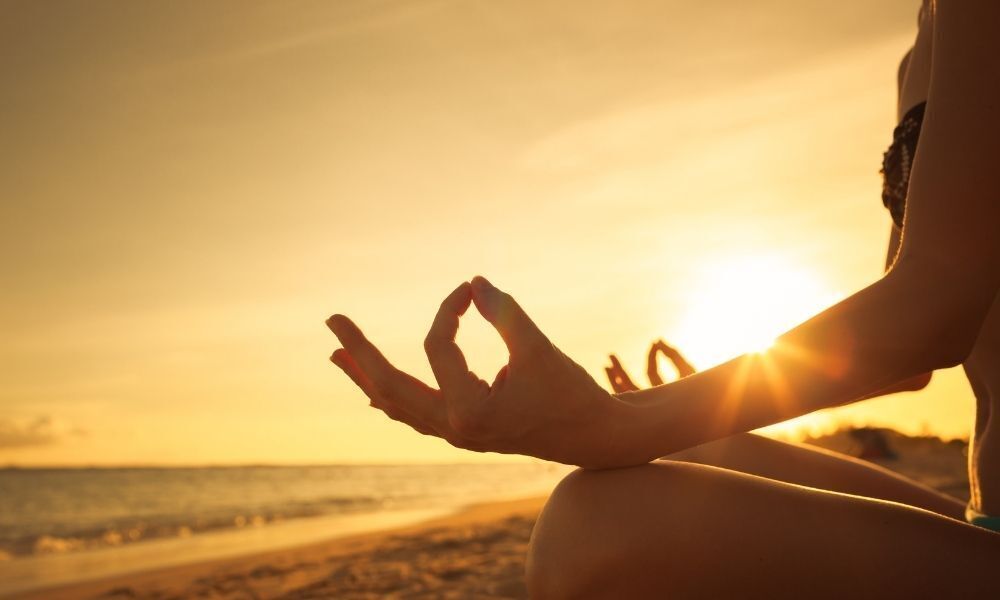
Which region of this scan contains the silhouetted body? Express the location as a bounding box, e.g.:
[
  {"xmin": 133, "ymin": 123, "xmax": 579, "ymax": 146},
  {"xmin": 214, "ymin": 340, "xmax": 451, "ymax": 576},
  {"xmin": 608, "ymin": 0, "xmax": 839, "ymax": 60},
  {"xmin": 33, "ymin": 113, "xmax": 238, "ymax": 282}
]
[{"xmin": 328, "ymin": 2, "xmax": 1000, "ymax": 596}]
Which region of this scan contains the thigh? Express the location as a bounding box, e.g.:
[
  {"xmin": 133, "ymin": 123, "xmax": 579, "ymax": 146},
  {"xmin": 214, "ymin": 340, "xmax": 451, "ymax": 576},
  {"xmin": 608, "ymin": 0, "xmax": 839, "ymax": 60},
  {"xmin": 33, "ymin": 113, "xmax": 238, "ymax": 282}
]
[
  {"xmin": 668, "ymin": 433, "xmax": 965, "ymax": 518},
  {"xmin": 527, "ymin": 462, "xmax": 1000, "ymax": 599}
]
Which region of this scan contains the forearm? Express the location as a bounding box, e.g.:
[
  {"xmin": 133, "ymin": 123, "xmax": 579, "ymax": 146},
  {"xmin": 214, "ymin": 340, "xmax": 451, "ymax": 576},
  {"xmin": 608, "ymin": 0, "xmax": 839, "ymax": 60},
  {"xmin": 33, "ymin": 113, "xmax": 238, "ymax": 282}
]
[{"xmin": 615, "ymin": 258, "xmax": 990, "ymax": 459}]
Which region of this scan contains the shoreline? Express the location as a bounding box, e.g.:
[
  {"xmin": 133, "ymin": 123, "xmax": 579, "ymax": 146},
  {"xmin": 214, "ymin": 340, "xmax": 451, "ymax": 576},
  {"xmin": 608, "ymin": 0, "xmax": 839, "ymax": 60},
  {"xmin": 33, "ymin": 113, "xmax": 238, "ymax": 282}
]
[{"xmin": 9, "ymin": 495, "xmax": 549, "ymax": 600}]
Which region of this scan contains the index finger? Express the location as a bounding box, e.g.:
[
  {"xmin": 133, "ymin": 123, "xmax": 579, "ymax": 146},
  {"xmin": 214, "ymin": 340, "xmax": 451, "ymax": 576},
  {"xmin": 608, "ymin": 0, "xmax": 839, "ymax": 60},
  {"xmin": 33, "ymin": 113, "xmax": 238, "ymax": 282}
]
[
  {"xmin": 326, "ymin": 314, "xmax": 400, "ymax": 393},
  {"xmin": 424, "ymin": 282, "xmax": 475, "ymax": 393},
  {"xmin": 470, "ymin": 276, "xmax": 548, "ymax": 356},
  {"xmin": 327, "ymin": 314, "xmax": 448, "ymax": 429}
]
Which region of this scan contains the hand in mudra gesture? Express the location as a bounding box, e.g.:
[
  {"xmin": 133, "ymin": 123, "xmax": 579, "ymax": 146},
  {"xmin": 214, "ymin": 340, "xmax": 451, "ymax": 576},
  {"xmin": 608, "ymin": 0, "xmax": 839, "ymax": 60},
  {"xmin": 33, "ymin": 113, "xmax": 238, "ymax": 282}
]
[
  {"xmin": 606, "ymin": 339, "xmax": 697, "ymax": 394},
  {"xmin": 327, "ymin": 276, "xmax": 641, "ymax": 469}
]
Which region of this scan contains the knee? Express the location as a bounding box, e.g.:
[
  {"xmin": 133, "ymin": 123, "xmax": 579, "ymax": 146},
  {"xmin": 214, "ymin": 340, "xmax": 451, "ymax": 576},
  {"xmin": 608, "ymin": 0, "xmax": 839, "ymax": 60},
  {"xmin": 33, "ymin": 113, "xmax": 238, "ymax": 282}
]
[
  {"xmin": 527, "ymin": 464, "xmax": 691, "ymax": 599},
  {"xmin": 526, "ymin": 468, "xmax": 605, "ymax": 599}
]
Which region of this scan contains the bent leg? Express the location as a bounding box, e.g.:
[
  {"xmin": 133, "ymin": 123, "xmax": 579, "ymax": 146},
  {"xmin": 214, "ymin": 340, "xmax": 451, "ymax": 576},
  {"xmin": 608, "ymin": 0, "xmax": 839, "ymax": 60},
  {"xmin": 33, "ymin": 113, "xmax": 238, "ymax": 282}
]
[
  {"xmin": 666, "ymin": 433, "xmax": 965, "ymax": 518},
  {"xmin": 527, "ymin": 462, "xmax": 1000, "ymax": 599}
]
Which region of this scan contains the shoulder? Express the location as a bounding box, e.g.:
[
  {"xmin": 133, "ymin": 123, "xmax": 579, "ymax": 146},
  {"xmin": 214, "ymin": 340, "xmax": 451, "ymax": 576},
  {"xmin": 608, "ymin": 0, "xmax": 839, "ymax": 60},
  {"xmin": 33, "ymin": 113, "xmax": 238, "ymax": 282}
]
[
  {"xmin": 897, "ymin": 48, "xmax": 912, "ymax": 94},
  {"xmin": 932, "ymin": 0, "xmax": 1000, "ymax": 55}
]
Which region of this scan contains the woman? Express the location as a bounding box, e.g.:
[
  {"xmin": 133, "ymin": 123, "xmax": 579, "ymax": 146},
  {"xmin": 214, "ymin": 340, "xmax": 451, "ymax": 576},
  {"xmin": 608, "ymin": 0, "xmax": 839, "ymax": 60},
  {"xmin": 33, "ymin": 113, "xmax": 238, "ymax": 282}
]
[{"xmin": 327, "ymin": 1, "xmax": 1000, "ymax": 596}]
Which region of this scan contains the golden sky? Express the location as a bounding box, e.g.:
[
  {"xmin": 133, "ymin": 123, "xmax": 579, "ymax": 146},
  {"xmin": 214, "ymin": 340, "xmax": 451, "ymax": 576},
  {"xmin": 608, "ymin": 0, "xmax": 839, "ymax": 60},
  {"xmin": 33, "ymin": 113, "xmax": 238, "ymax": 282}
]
[{"xmin": 2, "ymin": 0, "xmax": 967, "ymax": 466}]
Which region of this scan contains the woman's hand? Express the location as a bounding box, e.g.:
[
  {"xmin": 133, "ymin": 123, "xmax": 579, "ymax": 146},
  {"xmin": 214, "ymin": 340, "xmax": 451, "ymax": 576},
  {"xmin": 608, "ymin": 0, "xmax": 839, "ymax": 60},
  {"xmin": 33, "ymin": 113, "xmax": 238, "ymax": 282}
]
[
  {"xmin": 605, "ymin": 354, "xmax": 639, "ymax": 393},
  {"xmin": 606, "ymin": 339, "xmax": 697, "ymax": 393},
  {"xmin": 646, "ymin": 342, "xmax": 668, "ymax": 387},
  {"xmin": 649, "ymin": 340, "xmax": 697, "ymax": 380},
  {"xmin": 327, "ymin": 277, "xmax": 646, "ymax": 469}
]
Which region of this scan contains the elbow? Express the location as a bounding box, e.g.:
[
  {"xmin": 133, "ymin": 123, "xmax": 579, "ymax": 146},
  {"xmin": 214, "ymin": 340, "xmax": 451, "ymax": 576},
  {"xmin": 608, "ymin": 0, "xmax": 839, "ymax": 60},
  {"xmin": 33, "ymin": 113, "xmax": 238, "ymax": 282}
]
[
  {"xmin": 929, "ymin": 300, "xmax": 991, "ymax": 369},
  {"xmin": 921, "ymin": 314, "xmax": 981, "ymax": 371},
  {"xmin": 911, "ymin": 370, "xmax": 933, "ymax": 390},
  {"xmin": 899, "ymin": 371, "xmax": 933, "ymax": 392},
  {"xmin": 933, "ymin": 334, "xmax": 975, "ymax": 370},
  {"xmin": 889, "ymin": 256, "xmax": 996, "ymax": 370}
]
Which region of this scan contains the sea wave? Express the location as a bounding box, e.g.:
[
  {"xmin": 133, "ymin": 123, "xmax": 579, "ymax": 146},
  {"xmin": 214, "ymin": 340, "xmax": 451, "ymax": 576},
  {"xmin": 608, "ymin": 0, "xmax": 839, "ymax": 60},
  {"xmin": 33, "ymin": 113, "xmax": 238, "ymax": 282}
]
[
  {"xmin": 0, "ymin": 494, "xmax": 395, "ymax": 558},
  {"xmin": 0, "ymin": 464, "xmax": 571, "ymax": 559}
]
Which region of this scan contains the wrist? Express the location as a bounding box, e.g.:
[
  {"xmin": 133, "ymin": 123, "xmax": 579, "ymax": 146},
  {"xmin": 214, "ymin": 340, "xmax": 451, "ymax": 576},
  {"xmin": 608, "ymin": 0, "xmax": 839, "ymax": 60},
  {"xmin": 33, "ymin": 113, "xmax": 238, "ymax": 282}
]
[
  {"xmin": 610, "ymin": 384, "xmax": 702, "ymax": 462},
  {"xmin": 592, "ymin": 394, "xmax": 658, "ymax": 469}
]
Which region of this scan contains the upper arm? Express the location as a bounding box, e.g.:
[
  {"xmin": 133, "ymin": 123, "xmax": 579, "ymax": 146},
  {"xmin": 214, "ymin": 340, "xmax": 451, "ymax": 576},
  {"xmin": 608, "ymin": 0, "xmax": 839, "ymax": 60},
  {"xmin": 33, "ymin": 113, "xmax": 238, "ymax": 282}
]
[
  {"xmin": 897, "ymin": 49, "xmax": 912, "ymax": 100},
  {"xmin": 884, "ymin": 52, "xmax": 910, "ymax": 273},
  {"xmin": 894, "ymin": 0, "xmax": 1000, "ymax": 356},
  {"xmin": 885, "ymin": 225, "xmax": 901, "ymax": 272}
]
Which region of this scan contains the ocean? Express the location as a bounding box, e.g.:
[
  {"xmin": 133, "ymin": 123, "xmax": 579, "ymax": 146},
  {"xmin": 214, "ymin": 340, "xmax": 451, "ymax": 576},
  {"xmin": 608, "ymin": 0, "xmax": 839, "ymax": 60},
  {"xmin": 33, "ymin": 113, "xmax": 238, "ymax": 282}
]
[{"xmin": 0, "ymin": 463, "xmax": 572, "ymax": 595}]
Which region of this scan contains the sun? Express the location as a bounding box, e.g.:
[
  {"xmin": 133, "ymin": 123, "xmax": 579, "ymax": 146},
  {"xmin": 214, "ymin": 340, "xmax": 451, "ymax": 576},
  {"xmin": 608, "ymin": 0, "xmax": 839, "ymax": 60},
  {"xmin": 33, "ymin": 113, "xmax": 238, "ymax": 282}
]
[{"xmin": 667, "ymin": 255, "xmax": 841, "ymax": 370}]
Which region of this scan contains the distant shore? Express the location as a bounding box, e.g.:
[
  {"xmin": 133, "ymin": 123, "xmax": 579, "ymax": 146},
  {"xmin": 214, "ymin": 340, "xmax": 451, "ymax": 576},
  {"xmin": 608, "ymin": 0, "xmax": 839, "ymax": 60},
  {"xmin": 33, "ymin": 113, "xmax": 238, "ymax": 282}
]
[{"xmin": 11, "ymin": 496, "xmax": 548, "ymax": 600}]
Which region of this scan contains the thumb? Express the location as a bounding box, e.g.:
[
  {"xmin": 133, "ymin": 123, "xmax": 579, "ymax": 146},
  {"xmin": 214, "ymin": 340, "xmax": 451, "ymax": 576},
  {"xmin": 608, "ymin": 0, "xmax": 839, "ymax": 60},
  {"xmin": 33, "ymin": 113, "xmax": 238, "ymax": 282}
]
[{"xmin": 470, "ymin": 276, "xmax": 547, "ymax": 354}]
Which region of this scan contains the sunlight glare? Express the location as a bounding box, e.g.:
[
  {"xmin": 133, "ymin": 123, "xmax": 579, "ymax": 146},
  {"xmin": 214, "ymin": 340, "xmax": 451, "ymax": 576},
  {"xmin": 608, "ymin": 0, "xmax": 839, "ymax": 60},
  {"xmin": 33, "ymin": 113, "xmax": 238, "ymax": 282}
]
[{"xmin": 668, "ymin": 255, "xmax": 841, "ymax": 370}]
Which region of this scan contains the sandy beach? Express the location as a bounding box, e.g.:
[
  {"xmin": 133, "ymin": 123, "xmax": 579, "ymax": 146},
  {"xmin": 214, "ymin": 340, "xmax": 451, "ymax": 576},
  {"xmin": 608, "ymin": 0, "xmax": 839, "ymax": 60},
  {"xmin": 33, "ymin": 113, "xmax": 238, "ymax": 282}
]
[{"xmin": 11, "ymin": 497, "xmax": 547, "ymax": 600}]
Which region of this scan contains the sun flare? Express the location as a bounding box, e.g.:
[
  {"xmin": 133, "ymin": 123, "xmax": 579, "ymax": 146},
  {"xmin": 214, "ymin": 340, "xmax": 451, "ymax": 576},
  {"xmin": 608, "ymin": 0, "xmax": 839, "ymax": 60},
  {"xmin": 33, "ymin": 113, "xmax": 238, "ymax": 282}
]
[{"xmin": 668, "ymin": 255, "xmax": 841, "ymax": 370}]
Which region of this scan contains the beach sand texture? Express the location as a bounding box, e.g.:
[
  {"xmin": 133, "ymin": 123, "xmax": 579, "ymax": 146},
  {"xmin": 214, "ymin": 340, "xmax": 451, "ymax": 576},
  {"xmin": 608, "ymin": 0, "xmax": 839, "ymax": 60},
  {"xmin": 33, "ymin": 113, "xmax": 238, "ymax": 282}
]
[
  {"xmin": 12, "ymin": 497, "xmax": 546, "ymax": 600},
  {"xmin": 11, "ymin": 433, "xmax": 969, "ymax": 600}
]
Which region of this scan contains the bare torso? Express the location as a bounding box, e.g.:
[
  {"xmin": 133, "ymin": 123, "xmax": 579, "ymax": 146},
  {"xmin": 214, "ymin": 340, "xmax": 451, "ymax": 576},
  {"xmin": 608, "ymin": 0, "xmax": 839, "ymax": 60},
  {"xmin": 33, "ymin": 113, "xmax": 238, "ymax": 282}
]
[
  {"xmin": 899, "ymin": 0, "xmax": 1000, "ymax": 517},
  {"xmin": 965, "ymin": 300, "xmax": 1000, "ymax": 515}
]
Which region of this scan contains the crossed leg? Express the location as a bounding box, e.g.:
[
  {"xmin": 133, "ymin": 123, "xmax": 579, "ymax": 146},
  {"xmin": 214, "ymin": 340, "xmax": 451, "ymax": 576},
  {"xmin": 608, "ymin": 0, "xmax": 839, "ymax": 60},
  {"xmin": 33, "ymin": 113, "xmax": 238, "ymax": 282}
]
[
  {"xmin": 665, "ymin": 433, "xmax": 965, "ymax": 518},
  {"xmin": 527, "ymin": 438, "xmax": 999, "ymax": 599}
]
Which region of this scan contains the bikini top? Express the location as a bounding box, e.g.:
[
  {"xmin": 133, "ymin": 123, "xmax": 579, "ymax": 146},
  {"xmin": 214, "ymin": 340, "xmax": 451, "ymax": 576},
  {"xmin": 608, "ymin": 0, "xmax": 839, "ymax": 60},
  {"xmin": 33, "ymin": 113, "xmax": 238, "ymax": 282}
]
[{"xmin": 881, "ymin": 101, "xmax": 927, "ymax": 229}]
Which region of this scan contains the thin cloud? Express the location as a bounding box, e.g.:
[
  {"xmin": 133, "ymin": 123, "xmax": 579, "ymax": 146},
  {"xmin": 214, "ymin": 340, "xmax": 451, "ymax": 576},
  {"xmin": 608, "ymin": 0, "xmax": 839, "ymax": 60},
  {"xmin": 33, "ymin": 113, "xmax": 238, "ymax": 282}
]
[{"xmin": 0, "ymin": 416, "xmax": 83, "ymax": 449}]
